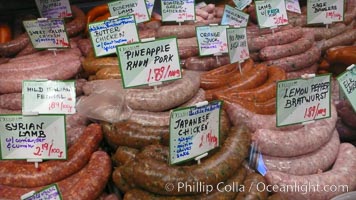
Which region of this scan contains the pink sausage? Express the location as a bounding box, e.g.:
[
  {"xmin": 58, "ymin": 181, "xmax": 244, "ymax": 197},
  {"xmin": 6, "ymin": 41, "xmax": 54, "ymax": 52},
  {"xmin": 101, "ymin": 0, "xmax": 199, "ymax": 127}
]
[
  {"xmin": 265, "ymin": 143, "xmax": 356, "ymax": 200},
  {"xmin": 263, "ymin": 130, "xmax": 340, "ymax": 175},
  {"xmin": 253, "ymin": 105, "xmax": 337, "ymax": 157}
]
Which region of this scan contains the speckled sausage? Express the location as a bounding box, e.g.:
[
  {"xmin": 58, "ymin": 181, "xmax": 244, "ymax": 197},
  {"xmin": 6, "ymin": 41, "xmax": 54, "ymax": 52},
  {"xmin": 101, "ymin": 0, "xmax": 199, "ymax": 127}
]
[
  {"xmin": 125, "ymin": 71, "xmax": 200, "ymax": 112},
  {"xmin": 184, "ymin": 55, "xmax": 230, "ymax": 71},
  {"xmin": 321, "ymin": 29, "xmax": 356, "ymax": 52},
  {"xmin": 123, "ymin": 167, "xmax": 247, "ymax": 200},
  {"xmin": 156, "ymin": 24, "xmax": 197, "ymax": 39},
  {"xmin": 263, "ymin": 130, "xmax": 340, "ymax": 175},
  {"xmin": 253, "ymin": 104, "xmax": 337, "ymax": 157},
  {"xmin": 102, "ymin": 110, "xmax": 231, "ymax": 149},
  {"xmin": 0, "ymin": 48, "xmax": 81, "ymax": 94},
  {"xmin": 112, "ymin": 146, "xmax": 139, "ymax": 166},
  {"xmin": 259, "ymin": 32, "xmax": 315, "ymax": 61},
  {"xmin": 262, "ymin": 44, "xmax": 321, "ymax": 72},
  {"xmin": 235, "ymin": 173, "xmax": 268, "ymax": 200},
  {"xmin": 286, "ymin": 63, "xmax": 318, "ymax": 79},
  {"xmin": 248, "ymin": 27, "xmax": 303, "ymax": 52},
  {"xmin": 127, "ymin": 89, "xmax": 205, "ymax": 126},
  {"xmin": 0, "ymin": 93, "xmax": 22, "ymax": 110},
  {"xmin": 0, "ymin": 33, "xmax": 29, "ymax": 57},
  {"xmin": 65, "ymin": 6, "xmax": 86, "ymax": 37},
  {"xmin": 302, "ymin": 23, "xmax": 348, "ymax": 41},
  {"xmin": 0, "ymin": 150, "xmax": 111, "ymax": 200},
  {"xmin": 336, "ymin": 100, "xmax": 356, "ymax": 129},
  {"xmin": 224, "ymin": 99, "xmax": 303, "ymax": 132},
  {"xmin": 0, "ymin": 123, "xmax": 103, "ymax": 187},
  {"xmin": 120, "ymin": 125, "xmax": 251, "ymax": 195},
  {"xmin": 265, "ymin": 143, "xmax": 356, "ymax": 200},
  {"xmin": 219, "ymin": 97, "xmax": 276, "ymax": 115}
]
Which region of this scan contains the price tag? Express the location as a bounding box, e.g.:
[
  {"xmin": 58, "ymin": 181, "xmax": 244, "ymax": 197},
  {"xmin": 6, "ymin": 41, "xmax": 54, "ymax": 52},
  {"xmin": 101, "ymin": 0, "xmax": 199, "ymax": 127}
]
[
  {"xmin": 22, "ymin": 184, "xmax": 61, "ymax": 200},
  {"xmin": 227, "ymin": 27, "xmax": 249, "ymax": 64},
  {"xmin": 88, "ymin": 15, "xmax": 139, "ymax": 57},
  {"xmin": 233, "ymin": 0, "xmax": 252, "ymax": 10},
  {"xmin": 276, "ymin": 74, "xmax": 331, "ymax": 127},
  {"xmin": 286, "ymin": 0, "xmax": 301, "ymax": 14},
  {"xmin": 22, "ymin": 80, "xmax": 75, "ymax": 114},
  {"xmin": 221, "ymin": 5, "xmax": 249, "ymax": 27},
  {"xmin": 161, "ymin": 0, "xmax": 195, "ymax": 22},
  {"xmin": 116, "ymin": 37, "xmax": 181, "ymax": 88},
  {"xmin": 169, "ymin": 100, "xmax": 222, "ymax": 165},
  {"xmin": 307, "ymin": 0, "xmax": 344, "ymax": 24},
  {"xmin": 195, "ymin": 1, "xmax": 207, "ymax": 9},
  {"xmin": 35, "ymin": 0, "xmax": 72, "ymax": 18},
  {"xmin": 196, "ymin": 25, "xmax": 229, "ymax": 56},
  {"xmin": 337, "ymin": 64, "xmax": 356, "ymax": 112},
  {"xmin": 0, "ymin": 114, "xmax": 66, "ymax": 160},
  {"xmin": 255, "ymin": 0, "xmax": 288, "ymax": 28},
  {"xmin": 23, "ymin": 19, "xmax": 69, "ymax": 49},
  {"xmin": 108, "ymin": 0, "xmax": 149, "ymax": 24},
  {"xmin": 146, "ymin": 0, "xmax": 155, "ymax": 17}
]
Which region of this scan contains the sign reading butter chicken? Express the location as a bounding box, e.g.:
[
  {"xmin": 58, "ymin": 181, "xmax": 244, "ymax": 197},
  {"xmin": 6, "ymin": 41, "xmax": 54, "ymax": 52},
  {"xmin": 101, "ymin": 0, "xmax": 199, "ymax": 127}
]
[{"xmin": 88, "ymin": 15, "xmax": 139, "ymax": 57}]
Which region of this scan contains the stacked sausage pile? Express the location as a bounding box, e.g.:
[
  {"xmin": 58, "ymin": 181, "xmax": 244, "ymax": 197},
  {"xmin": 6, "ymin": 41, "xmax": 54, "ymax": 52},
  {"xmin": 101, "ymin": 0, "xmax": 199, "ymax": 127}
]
[
  {"xmin": 0, "ymin": 124, "xmax": 112, "ymax": 200},
  {"xmin": 248, "ymin": 26, "xmax": 320, "ymax": 80}
]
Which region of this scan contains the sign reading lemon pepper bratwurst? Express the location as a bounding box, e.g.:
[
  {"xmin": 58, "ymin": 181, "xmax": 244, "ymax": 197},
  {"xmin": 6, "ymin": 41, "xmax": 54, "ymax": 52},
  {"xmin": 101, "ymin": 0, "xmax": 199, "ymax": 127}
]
[
  {"xmin": 116, "ymin": 37, "xmax": 181, "ymax": 88},
  {"xmin": 276, "ymin": 74, "xmax": 331, "ymax": 127}
]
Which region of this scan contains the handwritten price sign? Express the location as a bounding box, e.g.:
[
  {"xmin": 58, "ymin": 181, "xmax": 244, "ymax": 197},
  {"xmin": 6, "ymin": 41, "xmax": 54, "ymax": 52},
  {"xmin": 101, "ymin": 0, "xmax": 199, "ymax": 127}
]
[
  {"xmin": 116, "ymin": 37, "xmax": 181, "ymax": 88},
  {"xmin": 233, "ymin": 0, "xmax": 252, "ymax": 10},
  {"xmin": 22, "ymin": 80, "xmax": 76, "ymax": 114},
  {"xmin": 169, "ymin": 101, "xmax": 222, "ymax": 165},
  {"xmin": 196, "ymin": 25, "xmax": 229, "ymax": 56},
  {"xmin": 221, "ymin": 5, "xmax": 249, "ymax": 27},
  {"xmin": 35, "ymin": 0, "xmax": 72, "ymax": 18},
  {"xmin": 255, "ymin": 0, "xmax": 288, "ymax": 28},
  {"xmin": 227, "ymin": 27, "xmax": 249, "ymax": 63},
  {"xmin": 23, "ymin": 184, "xmax": 61, "ymax": 200},
  {"xmin": 108, "ymin": 0, "xmax": 149, "ymax": 23},
  {"xmin": 161, "ymin": 0, "xmax": 195, "ymax": 22},
  {"xmin": 307, "ymin": 0, "xmax": 344, "ymax": 24},
  {"xmin": 88, "ymin": 15, "xmax": 139, "ymax": 57},
  {"xmin": 23, "ymin": 19, "xmax": 69, "ymax": 49},
  {"xmin": 276, "ymin": 74, "xmax": 331, "ymax": 127},
  {"xmin": 286, "ymin": 0, "xmax": 301, "ymax": 14},
  {"xmin": 0, "ymin": 115, "xmax": 66, "ymax": 160}
]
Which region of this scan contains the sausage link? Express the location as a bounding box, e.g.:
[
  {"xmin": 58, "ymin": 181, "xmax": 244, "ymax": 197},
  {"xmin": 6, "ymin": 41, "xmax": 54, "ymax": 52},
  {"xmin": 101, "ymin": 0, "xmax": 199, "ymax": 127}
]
[
  {"xmin": 253, "ymin": 104, "xmax": 337, "ymax": 157},
  {"xmin": 235, "ymin": 173, "xmax": 268, "ymax": 200},
  {"xmin": 321, "ymin": 29, "xmax": 356, "ymax": 52},
  {"xmin": 102, "ymin": 110, "xmax": 231, "ymax": 149},
  {"xmin": 82, "ymin": 52, "xmax": 119, "ymax": 75},
  {"xmin": 96, "ymin": 66, "xmax": 121, "ymax": 80},
  {"xmin": 265, "ymin": 143, "xmax": 356, "ymax": 200},
  {"xmin": 127, "ymin": 89, "xmax": 205, "ymax": 127},
  {"xmin": 302, "ymin": 23, "xmax": 348, "ymax": 41},
  {"xmin": 112, "ymin": 166, "xmax": 134, "ymax": 193},
  {"xmin": 259, "ymin": 32, "xmax": 315, "ymax": 61},
  {"xmin": 178, "ymin": 46, "xmax": 199, "ymax": 59},
  {"xmin": 156, "ymin": 24, "xmax": 197, "ymax": 39},
  {"xmin": 0, "ymin": 33, "xmax": 29, "ymax": 57},
  {"xmin": 286, "ymin": 63, "xmax": 318, "ymax": 80},
  {"xmin": 336, "ymin": 119, "xmax": 356, "ymax": 142},
  {"xmin": 262, "ymin": 44, "xmax": 321, "ymax": 72},
  {"xmin": 201, "ymin": 58, "xmax": 254, "ymax": 90},
  {"xmin": 65, "ymin": 6, "xmax": 86, "ymax": 37},
  {"xmin": 207, "ymin": 63, "xmax": 269, "ymax": 101},
  {"xmin": 184, "ymin": 55, "xmax": 230, "ymax": 71},
  {"xmin": 0, "ymin": 150, "xmax": 111, "ymax": 200},
  {"xmin": 336, "ymin": 100, "xmax": 356, "ymax": 129},
  {"xmin": 248, "ymin": 27, "xmax": 303, "ymax": 52},
  {"xmin": 0, "ymin": 123, "xmax": 103, "ymax": 187},
  {"xmin": 0, "ymin": 93, "xmax": 22, "ymax": 110},
  {"xmin": 123, "ymin": 167, "xmax": 247, "ymax": 200},
  {"xmin": 263, "ymin": 130, "xmax": 340, "ymax": 175},
  {"xmin": 121, "ymin": 125, "xmax": 251, "ymax": 195},
  {"xmin": 218, "ymin": 66, "xmax": 286, "ymax": 103},
  {"xmin": 220, "ymin": 97, "xmax": 276, "ymax": 115},
  {"xmin": 125, "ymin": 71, "xmax": 200, "ymax": 112},
  {"xmin": 112, "ymin": 146, "xmax": 139, "ymax": 166}
]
